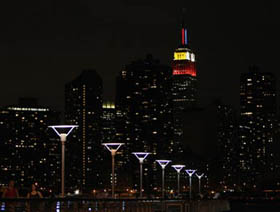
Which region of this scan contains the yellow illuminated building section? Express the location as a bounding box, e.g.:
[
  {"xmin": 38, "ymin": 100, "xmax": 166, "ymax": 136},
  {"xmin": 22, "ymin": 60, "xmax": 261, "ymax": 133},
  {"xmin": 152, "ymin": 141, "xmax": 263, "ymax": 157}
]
[
  {"xmin": 174, "ymin": 51, "xmax": 195, "ymax": 62},
  {"xmin": 174, "ymin": 52, "xmax": 187, "ymax": 60}
]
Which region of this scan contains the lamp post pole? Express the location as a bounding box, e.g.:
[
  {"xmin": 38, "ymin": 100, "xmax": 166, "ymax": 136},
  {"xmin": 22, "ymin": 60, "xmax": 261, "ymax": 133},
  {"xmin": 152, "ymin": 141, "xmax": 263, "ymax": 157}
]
[
  {"xmin": 132, "ymin": 152, "xmax": 150, "ymax": 198},
  {"xmin": 49, "ymin": 125, "xmax": 77, "ymax": 198},
  {"xmin": 111, "ymin": 150, "xmax": 116, "ymax": 198},
  {"xmin": 185, "ymin": 169, "xmax": 196, "ymax": 200},
  {"xmin": 196, "ymin": 173, "xmax": 204, "ymax": 196},
  {"xmin": 61, "ymin": 134, "xmax": 66, "ymax": 198},
  {"xmin": 162, "ymin": 168, "xmax": 165, "ymax": 198},
  {"xmin": 102, "ymin": 143, "xmax": 124, "ymax": 198},
  {"xmin": 156, "ymin": 160, "xmax": 171, "ymax": 199},
  {"xmin": 171, "ymin": 165, "xmax": 185, "ymax": 196}
]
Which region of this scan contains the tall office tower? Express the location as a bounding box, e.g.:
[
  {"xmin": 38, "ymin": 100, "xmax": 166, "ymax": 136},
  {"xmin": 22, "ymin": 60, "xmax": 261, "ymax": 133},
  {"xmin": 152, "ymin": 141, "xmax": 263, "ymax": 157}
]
[
  {"xmin": 239, "ymin": 66, "xmax": 276, "ymax": 187},
  {"xmin": 171, "ymin": 22, "xmax": 197, "ymax": 161},
  {"xmin": 100, "ymin": 101, "xmax": 120, "ymax": 187},
  {"xmin": 0, "ymin": 98, "xmax": 60, "ymax": 192},
  {"xmin": 172, "ymin": 24, "xmax": 197, "ymax": 108},
  {"xmin": 116, "ymin": 55, "xmax": 174, "ymax": 191},
  {"xmin": 216, "ymin": 102, "xmax": 238, "ymax": 187},
  {"xmin": 65, "ymin": 70, "xmax": 103, "ymax": 191},
  {"xmin": 101, "ymin": 101, "xmax": 116, "ymax": 144}
]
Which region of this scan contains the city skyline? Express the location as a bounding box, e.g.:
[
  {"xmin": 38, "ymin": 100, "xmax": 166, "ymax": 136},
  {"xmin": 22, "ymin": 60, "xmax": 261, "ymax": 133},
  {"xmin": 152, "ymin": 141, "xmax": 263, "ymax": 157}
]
[
  {"xmin": 0, "ymin": 57, "xmax": 279, "ymax": 194},
  {"xmin": 1, "ymin": 2, "xmax": 280, "ymax": 110},
  {"xmin": 2, "ymin": 2, "xmax": 280, "ymax": 200}
]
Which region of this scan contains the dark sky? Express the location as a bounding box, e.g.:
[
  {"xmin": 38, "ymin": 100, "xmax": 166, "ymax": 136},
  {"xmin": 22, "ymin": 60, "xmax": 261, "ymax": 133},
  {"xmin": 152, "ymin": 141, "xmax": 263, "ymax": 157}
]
[{"xmin": 1, "ymin": 0, "xmax": 280, "ymax": 111}]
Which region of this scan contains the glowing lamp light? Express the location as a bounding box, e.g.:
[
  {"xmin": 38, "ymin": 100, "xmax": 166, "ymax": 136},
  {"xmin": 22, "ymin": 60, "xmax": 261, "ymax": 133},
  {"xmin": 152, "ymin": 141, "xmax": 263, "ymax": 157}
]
[
  {"xmin": 102, "ymin": 143, "xmax": 124, "ymax": 155},
  {"xmin": 186, "ymin": 169, "xmax": 196, "ymax": 177},
  {"xmin": 49, "ymin": 125, "xmax": 78, "ymax": 141},
  {"xmin": 196, "ymin": 173, "xmax": 204, "ymax": 179},
  {"xmin": 156, "ymin": 160, "xmax": 171, "ymax": 169},
  {"xmin": 132, "ymin": 152, "xmax": 150, "ymax": 163},
  {"xmin": 171, "ymin": 165, "xmax": 185, "ymax": 173}
]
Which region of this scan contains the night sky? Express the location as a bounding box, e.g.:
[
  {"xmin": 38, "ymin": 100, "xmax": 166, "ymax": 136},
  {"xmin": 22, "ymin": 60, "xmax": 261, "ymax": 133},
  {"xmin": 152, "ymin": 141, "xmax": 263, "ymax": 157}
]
[{"xmin": 1, "ymin": 1, "xmax": 280, "ymax": 111}]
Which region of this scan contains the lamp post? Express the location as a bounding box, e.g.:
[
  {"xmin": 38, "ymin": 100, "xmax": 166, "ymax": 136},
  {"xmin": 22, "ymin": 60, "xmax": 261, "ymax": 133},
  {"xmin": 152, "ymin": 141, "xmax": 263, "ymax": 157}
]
[
  {"xmin": 49, "ymin": 125, "xmax": 78, "ymax": 197},
  {"xmin": 171, "ymin": 165, "xmax": 185, "ymax": 196},
  {"xmin": 185, "ymin": 169, "xmax": 196, "ymax": 200},
  {"xmin": 196, "ymin": 173, "xmax": 204, "ymax": 196},
  {"xmin": 132, "ymin": 152, "xmax": 150, "ymax": 198},
  {"xmin": 156, "ymin": 160, "xmax": 171, "ymax": 198},
  {"xmin": 102, "ymin": 143, "xmax": 124, "ymax": 198}
]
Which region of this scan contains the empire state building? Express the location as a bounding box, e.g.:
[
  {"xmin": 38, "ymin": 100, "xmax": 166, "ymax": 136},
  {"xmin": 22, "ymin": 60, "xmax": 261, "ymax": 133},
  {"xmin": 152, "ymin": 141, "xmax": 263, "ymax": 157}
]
[
  {"xmin": 172, "ymin": 24, "xmax": 197, "ymax": 109},
  {"xmin": 171, "ymin": 22, "xmax": 198, "ymax": 160}
]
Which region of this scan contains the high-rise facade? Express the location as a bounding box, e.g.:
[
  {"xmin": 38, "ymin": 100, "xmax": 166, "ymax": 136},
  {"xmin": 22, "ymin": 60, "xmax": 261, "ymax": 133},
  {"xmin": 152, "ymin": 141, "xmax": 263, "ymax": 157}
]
[
  {"xmin": 172, "ymin": 24, "xmax": 197, "ymax": 109},
  {"xmin": 65, "ymin": 70, "xmax": 103, "ymax": 191},
  {"xmin": 239, "ymin": 66, "xmax": 276, "ymax": 187},
  {"xmin": 171, "ymin": 23, "xmax": 197, "ymax": 161},
  {"xmin": 0, "ymin": 98, "xmax": 60, "ymax": 192},
  {"xmin": 116, "ymin": 55, "xmax": 174, "ymax": 192},
  {"xmin": 101, "ymin": 101, "xmax": 116, "ymax": 144}
]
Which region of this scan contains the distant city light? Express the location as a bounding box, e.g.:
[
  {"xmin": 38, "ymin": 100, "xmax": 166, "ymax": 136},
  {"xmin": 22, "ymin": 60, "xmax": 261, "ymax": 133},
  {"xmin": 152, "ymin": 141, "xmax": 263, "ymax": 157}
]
[{"xmin": 7, "ymin": 107, "xmax": 49, "ymax": 112}]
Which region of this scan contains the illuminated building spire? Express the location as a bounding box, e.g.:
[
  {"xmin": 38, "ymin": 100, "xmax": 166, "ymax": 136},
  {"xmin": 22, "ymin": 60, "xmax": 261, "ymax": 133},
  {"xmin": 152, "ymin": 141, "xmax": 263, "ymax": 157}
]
[{"xmin": 181, "ymin": 8, "xmax": 188, "ymax": 46}]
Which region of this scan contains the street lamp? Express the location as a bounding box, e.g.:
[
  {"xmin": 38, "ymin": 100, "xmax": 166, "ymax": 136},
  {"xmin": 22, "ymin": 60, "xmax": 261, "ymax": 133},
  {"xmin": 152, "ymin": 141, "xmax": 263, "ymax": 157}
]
[
  {"xmin": 195, "ymin": 173, "xmax": 204, "ymax": 196},
  {"xmin": 156, "ymin": 160, "xmax": 171, "ymax": 198},
  {"xmin": 102, "ymin": 143, "xmax": 124, "ymax": 198},
  {"xmin": 132, "ymin": 152, "xmax": 150, "ymax": 198},
  {"xmin": 171, "ymin": 165, "xmax": 185, "ymax": 196},
  {"xmin": 185, "ymin": 169, "xmax": 196, "ymax": 200},
  {"xmin": 49, "ymin": 125, "xmax": 78, "ymax": 197}
]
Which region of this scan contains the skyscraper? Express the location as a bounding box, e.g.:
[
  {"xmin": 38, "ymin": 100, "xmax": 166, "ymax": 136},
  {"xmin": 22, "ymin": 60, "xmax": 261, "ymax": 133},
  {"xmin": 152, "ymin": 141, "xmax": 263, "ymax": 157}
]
[
  {"xmin": 171, "ymin": 22, "xmax": 198, "ymax": 161},
  {"xmin": 0, "ymin": 98, "xmax": 60, "ymax": 192},
  {"xmin": 116, "ymin": 55, "xmax": 174, "ymax": 191},
  {"xmin": 101, "ymin": 101, "xmax": 116, "ymax": 144},
  {"xmin": 172, "ymin": 23, "xmax": 197, "ymax": 109},
  {"xmin": 65, "ymin": 70, "xmax": 103, "ymax": 191},
  {"xmin": 239, "ymin": 66, "xmax": 276, "ymax": 187}
]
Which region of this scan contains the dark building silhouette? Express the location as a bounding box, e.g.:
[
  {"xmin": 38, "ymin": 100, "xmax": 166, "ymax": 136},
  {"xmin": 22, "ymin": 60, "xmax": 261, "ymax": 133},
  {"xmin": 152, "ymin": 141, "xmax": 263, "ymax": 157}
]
[
  {"xmin": 65, "ymin": 70, "xmax": 103, "ymax": 191},
  {"xmin": 216, "ymin": 101, "xmax": 238, "ymax": 187},
  {"xmin": 0, "ymin": 98, "xmax": 60, "ymax": 193},
  {"xmin": 172, "ymin": 105, "xmax": 216, "ymax": 195},
  {"xmin": 238, "ymin": 66, "xmax": 277, "ymax": 188},
  {"xmin": 115, "ymin": 55, "xmax": 174, "ymax": 192}
]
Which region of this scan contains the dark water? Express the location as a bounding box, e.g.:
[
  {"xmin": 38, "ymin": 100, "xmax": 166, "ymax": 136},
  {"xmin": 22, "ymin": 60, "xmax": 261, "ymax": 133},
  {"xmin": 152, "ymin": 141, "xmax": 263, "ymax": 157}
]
[{"xmin": 230, "ymin": 200, "xmax": 280, "ymax": 212}]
